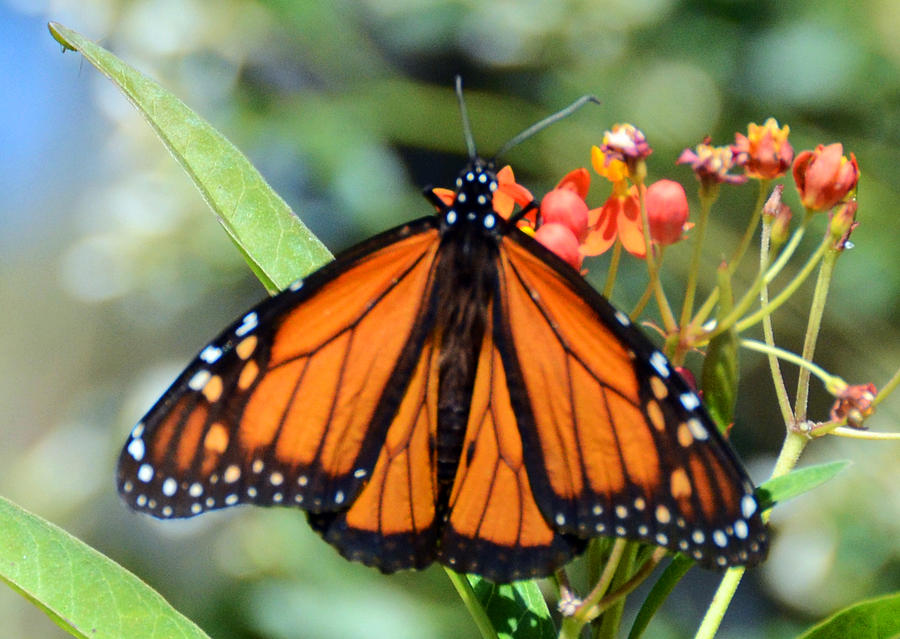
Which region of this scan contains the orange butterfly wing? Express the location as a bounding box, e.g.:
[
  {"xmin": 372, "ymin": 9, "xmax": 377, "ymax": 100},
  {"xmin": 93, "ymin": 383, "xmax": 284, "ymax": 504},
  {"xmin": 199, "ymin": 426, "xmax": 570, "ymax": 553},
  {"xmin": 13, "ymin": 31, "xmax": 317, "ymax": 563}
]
[
  {"xmin": 482, "ymin": 234, "xmax": 767, "ymax": 570},
  {"xmin": 439, "ymin": 295, "xmax": 586, "ymax": 580},
  {"xmin": 118, "ymin": 220, "xmax": 446, "ymax": 574}
]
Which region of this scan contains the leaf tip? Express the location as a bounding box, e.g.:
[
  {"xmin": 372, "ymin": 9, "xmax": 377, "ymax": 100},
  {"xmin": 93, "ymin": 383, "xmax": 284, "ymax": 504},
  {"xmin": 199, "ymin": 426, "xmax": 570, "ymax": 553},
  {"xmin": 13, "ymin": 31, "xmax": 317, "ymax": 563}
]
[{"xmin": 47, "ymin": 22, "xmax": 76, "ymax": 52}]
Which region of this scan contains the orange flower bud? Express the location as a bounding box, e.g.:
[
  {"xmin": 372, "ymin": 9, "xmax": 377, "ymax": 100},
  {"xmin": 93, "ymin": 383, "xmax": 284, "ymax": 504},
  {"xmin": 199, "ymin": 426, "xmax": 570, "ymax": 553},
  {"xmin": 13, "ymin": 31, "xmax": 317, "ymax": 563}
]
[
  {"xmin": 645, "ymin": 180, "xmax": 690, "ymax": 246},
  {"xmin": 792, "ymin": 143, "xmax": 859, "ymax": 211},
  {"xmin": 541, "ymin": 188, "xmax": 589, "ymax": 242},
  {"xmin": 535, "ymin": 223, "xmax": 583, "ymax": 269}
]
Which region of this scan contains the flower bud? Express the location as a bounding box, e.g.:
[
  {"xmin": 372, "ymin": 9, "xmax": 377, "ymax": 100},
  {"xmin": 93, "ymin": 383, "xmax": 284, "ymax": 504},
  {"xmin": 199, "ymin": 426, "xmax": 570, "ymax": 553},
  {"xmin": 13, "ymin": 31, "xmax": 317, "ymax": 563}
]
[
  {"xmin": 792, "ymin": 143, "xmax": 859, "ymax": 211},
  {"xmin": 645, "ymin": 180, "xmax": 690, "ymax": 245},
  {"xmin": 541, "ymin": 188, "xmax": 589, "ymax": 242},
  {"xmin": 535, "ymin": 223, "xmax": 583, "ymax": 269}
]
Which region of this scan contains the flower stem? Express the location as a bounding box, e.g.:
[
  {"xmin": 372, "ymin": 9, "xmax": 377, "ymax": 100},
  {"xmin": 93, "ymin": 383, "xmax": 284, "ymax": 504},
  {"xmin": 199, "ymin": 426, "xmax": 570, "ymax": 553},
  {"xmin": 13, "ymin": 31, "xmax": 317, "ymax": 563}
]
[
  {"xmin": 794, "ymin": 242, "xmax": 840, "ymax": 421},
  {"xmin": 740, "ymin": 339, "xmax": 844, "ymax": 394},
  {"xmin": 604, "ymin": 241, "xmax": 623, "ymax": 298},
  {"xmin": 726, "ymin": 180, "xmax": 769, "ymax": 276},
  {"xmin": 679, "ymin": 188, "xmax": 715, "ymax": 331},
  {"xmin": 757, "ymin": 216, "xmax": 794, "ymax": 426},
  {"xmin": 693, "ymin": 568, "xmax": 746, "ymax": 639}
]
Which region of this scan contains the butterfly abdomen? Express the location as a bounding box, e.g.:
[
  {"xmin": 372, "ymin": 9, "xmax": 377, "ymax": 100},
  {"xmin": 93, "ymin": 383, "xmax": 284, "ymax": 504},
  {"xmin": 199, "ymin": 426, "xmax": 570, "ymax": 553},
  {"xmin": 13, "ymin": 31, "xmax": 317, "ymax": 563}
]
[{"xmin": 433, "ymin": 230, "xmax": 500, "ymax": 506}]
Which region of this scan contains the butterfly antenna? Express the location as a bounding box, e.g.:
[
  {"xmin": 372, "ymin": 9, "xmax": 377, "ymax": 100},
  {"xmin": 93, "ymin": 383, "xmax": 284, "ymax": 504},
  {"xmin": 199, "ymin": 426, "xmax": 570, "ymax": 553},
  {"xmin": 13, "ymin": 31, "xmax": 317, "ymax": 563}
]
[
  {"xmin": 493, "ymin": 94, "xmax": 601, "ymax": 161},
  {"xmin": 455, "ymin": 76, "xmax": 477, "ymax": 160}
]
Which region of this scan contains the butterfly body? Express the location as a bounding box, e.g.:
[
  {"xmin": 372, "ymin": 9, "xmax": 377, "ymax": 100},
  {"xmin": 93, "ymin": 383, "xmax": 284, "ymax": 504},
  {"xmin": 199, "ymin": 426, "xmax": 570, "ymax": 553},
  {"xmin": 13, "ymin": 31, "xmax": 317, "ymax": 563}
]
[{"xmin": 118, "ymin": 158, "xmax": 767, "ymax": 581}]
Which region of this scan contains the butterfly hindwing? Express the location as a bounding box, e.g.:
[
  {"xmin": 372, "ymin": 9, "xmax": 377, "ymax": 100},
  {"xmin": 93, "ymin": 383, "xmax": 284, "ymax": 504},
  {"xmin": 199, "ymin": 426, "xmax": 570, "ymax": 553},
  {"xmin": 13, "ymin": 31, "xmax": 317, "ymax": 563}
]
[{"xmin": 439, "ymin": 292, "xmax": 586, "ymax": 581}]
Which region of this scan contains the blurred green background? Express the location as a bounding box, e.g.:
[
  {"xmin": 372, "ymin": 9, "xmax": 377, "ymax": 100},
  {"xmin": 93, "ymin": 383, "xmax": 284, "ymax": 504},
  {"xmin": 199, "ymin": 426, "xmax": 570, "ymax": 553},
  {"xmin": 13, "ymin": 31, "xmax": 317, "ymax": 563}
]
[{"xmin": 2, "ymin": 1, "xmax": 898, "ymax": 637}]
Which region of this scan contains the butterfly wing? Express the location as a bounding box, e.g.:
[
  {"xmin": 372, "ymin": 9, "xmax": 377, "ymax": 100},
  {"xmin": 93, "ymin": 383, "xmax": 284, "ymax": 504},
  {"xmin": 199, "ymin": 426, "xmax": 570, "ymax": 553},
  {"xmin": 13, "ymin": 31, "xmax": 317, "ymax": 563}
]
[
  {"xmin": 118, "ymin": 218, "xmax": 446, "ymax": 571},
  {"xmin": 490, "ymin": 232, "xmax": 767, "ymax": 570},
  {"xmin": 437, "ymin": 229, "xmax": 768, "ymax": 579},
  {"xmin": 437, "ymin": 293, "xmax": 586, "ymax": 581}
]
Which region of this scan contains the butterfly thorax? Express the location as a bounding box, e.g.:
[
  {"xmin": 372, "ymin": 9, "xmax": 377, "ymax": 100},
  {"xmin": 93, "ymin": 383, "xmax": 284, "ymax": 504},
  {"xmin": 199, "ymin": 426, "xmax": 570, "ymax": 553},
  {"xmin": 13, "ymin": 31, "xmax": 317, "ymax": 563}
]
[{"xmin": 432, "ymin": 160, "xmax": 505, "ymax": 511}]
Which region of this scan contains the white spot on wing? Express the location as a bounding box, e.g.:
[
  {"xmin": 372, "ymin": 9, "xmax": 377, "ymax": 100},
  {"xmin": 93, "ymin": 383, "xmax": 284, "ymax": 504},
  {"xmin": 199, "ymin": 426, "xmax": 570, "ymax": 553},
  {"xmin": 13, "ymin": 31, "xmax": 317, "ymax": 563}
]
[
  {"xmin": 127, "ymin": 438, "xmax": 145, "ymax": 461},
  {"xmin": 236, "ymin": 312, "xmax": 258, "ymax": 337},
  {"xmin": 687, "ymin": 417, "xmax": 709, "ymax": 440},
  {"xmin": 680, "ymin": 392, "xmax": 701, "ymax": 411},
  {"xmin": 650, "ymin": 351, "xmax": 670, "ymax": 378},
  {"xmin": 162, "ymin": 478, "xmax": 177, "ymax": 497},
  {"xmin": 741, "ymin": 494, "xmax": 757, "ymax": 518},
  {"xmin": 137, "ymin": 464, "xmax": 154, "ymax": 483},
  {"xmin": 200, "ymin": 344, "xmax": 223, "ymax": 364},
  {"xmin": 614, "ymin": 310, "xmax": 630, "ymax": 326},
  {"xmin": 188, "ymin": 369, "xmax": 211, "ymax": 391}
]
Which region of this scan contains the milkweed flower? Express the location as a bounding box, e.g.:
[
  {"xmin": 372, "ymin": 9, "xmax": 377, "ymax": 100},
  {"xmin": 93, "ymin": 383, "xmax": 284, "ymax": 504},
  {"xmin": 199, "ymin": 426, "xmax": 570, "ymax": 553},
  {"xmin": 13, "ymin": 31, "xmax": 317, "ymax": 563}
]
[
  {"xmin": 792, "ymin": 143, "xmax": 859, "ymax": 211},
  {"xmin": 490, "ymin": 165, "xmax": 534, "ymax": 217},
  {"xmin": 583, "ymin": 185, "xmax": 646, "ymax": 258},
  {"xmin": 677, "ymin": 139, "xmax": 748, "ymax": 188},
  {"xmin": 732, "ymin": 118, "xmax": 793, "ymax": 180},
  {"xmin": 594, "ymin": 123, "xmax": 652, "ymax": 178}
]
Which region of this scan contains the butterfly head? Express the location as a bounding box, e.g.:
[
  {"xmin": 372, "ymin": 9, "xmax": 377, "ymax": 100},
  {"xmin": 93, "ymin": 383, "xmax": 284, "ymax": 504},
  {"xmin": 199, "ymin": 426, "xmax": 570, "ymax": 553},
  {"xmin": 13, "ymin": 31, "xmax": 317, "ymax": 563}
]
[{"xmin": 440, "ymin": 159, "xmax": 502, "ymax": 236}]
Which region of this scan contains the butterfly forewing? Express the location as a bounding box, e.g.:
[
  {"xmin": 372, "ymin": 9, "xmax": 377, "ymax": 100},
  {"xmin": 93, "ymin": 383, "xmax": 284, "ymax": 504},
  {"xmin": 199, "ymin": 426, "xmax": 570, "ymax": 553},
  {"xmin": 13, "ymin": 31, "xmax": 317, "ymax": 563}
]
[{"xmin": 118, "ymin": 221, "xmax": 442, "ymax": 520}]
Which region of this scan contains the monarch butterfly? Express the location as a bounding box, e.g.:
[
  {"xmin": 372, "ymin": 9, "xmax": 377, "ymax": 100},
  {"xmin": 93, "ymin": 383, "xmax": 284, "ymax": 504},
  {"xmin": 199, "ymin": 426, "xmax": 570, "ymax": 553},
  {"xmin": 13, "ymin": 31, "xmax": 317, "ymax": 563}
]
[{"xmin": 117, "ymin": 83, "xmax": 768, "ymax": 582}]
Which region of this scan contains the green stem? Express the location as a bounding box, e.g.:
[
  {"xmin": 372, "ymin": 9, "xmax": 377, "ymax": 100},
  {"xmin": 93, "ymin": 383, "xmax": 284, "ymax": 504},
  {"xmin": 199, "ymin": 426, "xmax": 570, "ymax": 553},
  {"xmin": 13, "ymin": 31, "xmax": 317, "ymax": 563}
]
[
  {"xmin": 679, "ymin": 189, "xmax": 715, "ymax": 331},
  {"xmin": 729, "ymin": 230, "xmax": 831, "ymax": 336},
  {"xmin": 691, "ymin": 209, "xmax": 812, "ymax": 334},
  {"xmin": 794, "ymin": 245, "xmax": 840, "ymax": 421},
  {"xmin": 740, "ymin": 339, "xmax": 844, "ymax": 394},
  {"xmin": 769, "ymin": 429, "xmax": 810, "ymax": 481},
  {"xmin": 757, "ymin": 217, "xmax": 794, "ymax": 426},
  {"xmin": 726, "ymin": 180, "xmax": 769, "ymax": 276},
  {"xmin": 604, "ymin": 241, "xmax": 623, "ymax": 299},
  {"xmin": 445, "ymin": 571, "xmax": 498, "ymax": 639},
  {"xmin": 693, "ymin": 568, "xmax": 746, "ymax": 639}
]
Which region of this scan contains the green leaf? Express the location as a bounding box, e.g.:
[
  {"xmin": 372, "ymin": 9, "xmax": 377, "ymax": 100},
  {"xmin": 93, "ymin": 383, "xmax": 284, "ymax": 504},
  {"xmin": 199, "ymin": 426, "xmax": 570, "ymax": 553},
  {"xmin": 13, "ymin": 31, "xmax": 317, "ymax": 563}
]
[
  {"xmin": 702, "ymin": 264, "xmax": 739, "ymax": 432},
  {"xmin": 47, "ymin": 22, "xmax": 333, "ymax": 293},
  {"xmin": 757, "ymin": 460, "xmax": 850, "ymax": 511},
  {"xmin": 0, "ymin": 496, "xmax": 210, "ymax": 639},
  {"xmin": 627, "ymin": 555, "xmax": 694, "ymax": 639},
  {"xmin": 795, "ymin": 592, "xmax": 900, "ymax": 639},
  {"xmin": 468, "ymin": 576, "xmax": 556, "ymax": 639}
]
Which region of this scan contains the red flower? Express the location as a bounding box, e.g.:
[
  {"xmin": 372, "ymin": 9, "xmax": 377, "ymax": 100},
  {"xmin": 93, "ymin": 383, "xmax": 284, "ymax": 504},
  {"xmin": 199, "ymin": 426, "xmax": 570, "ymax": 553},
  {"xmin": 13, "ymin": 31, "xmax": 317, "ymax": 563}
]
[
  {"xmin": 792, "ymin": 143, "xmax": 859, "ymax": 211},
  {"xmin": 645, "ymin": 180, "xmax": 690, "ymax": 246},
  {"xmin": 733, "ymin": 118, "xmax": 794, "ymax": 180},
  {"xmin": 583, "ymin": 185, "xmax": 646, "ymax": 258}
]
